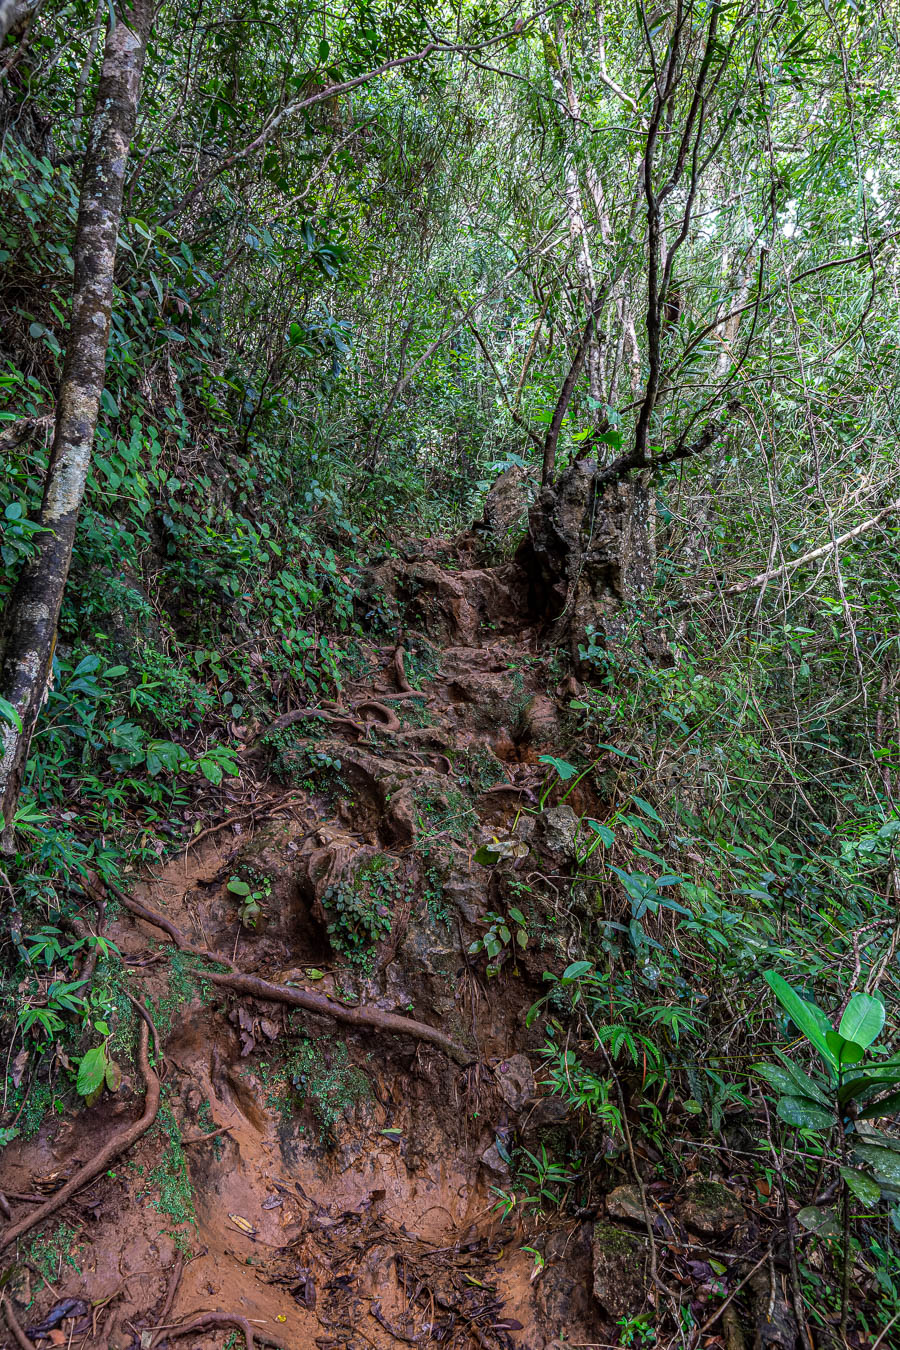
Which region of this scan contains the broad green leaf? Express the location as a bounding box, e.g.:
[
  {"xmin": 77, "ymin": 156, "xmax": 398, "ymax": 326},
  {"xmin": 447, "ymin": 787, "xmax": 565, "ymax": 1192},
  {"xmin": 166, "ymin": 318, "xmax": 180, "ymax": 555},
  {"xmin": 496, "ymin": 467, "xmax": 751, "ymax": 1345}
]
[
  {"xmin": 561, "ymin": 961, "xmax": 593, "ymax": 982},
  {"xmin": 772, "ymin": 1049, "xmax": 832, "ymax": 1107},
  {"xmin": 77, "ymin": 1045, "xmax": 109, "ymax": 1098},
  {"xmin": 858, "ymin": 1089, "xmax": 900, "ymax": 1121},
  {"xmin": 840, "ymin": 1166, "xmax": 881, "ymax": 1207},
  {"xmin": 852, "ymin": 1142, "xmax": 900, "ymax": 1187},
  {"xmin": 586, "ymin": 820, "xmax": 615, "ymax": 846},
  {"xmin": 764, "ymin": 972, "xmax": 836, "ymax": 1070},
  {"xmin": 227, "ymin": 878, "xmax": 251, "ymax": 896},
  {"xmin": 754, "ymin": 1062, "xmax": 802, "ymax": 1098},
  {"xmin": 839, "ymin": 993, "xmax": 885, "ymax": 1050},
  {"xmin": 777, "ymin": 1095, "xmax": 833, "ymax": 1131},
  {"xmin": 796, "ymin": 1206, "xmax": 840, "ymax": 1236},
  {"xmin": 508, "ymin": 907, "xmax": 526, "ymax": 926},
  {"xmin": 826, "ymin": 1031, "xmax": 864, "ymax": 1066}
]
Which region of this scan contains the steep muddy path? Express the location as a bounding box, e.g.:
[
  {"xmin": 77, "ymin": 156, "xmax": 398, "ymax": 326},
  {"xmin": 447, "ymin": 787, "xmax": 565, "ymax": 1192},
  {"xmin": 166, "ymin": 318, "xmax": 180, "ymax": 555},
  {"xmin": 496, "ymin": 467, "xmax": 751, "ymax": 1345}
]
[{"xmin": 0, "ymin": 528, "xmax": 764, "ymax": 1350}]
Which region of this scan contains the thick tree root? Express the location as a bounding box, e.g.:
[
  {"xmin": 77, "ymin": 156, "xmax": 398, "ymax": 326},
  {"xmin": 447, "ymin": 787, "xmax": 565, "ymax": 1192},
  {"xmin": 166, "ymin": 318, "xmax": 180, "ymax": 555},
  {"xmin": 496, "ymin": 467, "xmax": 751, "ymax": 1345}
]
[
  {"xmin": 198, "ymin": 969, "xmax": 470, "ymax": 1063},
  {"xmin": 352, "ymin": 699, "xmax": 403, "ymax": 732},
  {"xmin": 163, "ymin": 1311, "xmax": 287, "ymax": 1349},
  {"xmin": 264, "ymin": 706, "xmax": 361, "ymax": 738},
  {"xmin": 393, "ymin": 643, "xmax": 413, "ymax": 692},
  {"xmin": 97, "ymin": 879, "xmax": 470, "ymax": 1062},
  {"xmin": 0, "ymin": 1011, "xmax": 160, "ymax": 1253}
]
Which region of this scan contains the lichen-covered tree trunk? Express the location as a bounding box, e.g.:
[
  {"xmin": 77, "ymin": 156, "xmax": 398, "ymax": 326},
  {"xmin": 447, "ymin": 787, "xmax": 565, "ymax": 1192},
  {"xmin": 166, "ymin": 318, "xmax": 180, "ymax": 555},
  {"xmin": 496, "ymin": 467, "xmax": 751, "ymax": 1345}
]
[{"xmin": 0, "ymin": 0, "xmax": 154, "ymax": 839}]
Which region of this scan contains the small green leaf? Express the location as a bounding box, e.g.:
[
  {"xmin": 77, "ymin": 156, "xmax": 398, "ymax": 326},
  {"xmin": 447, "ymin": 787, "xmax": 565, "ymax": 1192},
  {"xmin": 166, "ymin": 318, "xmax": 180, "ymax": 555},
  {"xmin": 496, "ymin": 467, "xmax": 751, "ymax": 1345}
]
[
  {"xmin": 227, "ymin": 878, "xmax": 251, "ymax": 896},
  {"xmin": 561, "ymin": 960, "xmax": 593, "ymax": 982},
  {"xmin": 826, "ymin": 1031, "xmax": 864, "ymax": 1066},
  {"xmin": 508, "ymin": 907, "xmax": 526, "ymax": 926},
  {"xmin": 516, "ymin": 928, "xmax": 528, "ymax": 949},
  {"xmin": 537, "ymin": 754, "xmax": 577, "ymax": 781},
  {"xmin": 473, "ymin": 844, "xmax": 501, "ymax": 866}
]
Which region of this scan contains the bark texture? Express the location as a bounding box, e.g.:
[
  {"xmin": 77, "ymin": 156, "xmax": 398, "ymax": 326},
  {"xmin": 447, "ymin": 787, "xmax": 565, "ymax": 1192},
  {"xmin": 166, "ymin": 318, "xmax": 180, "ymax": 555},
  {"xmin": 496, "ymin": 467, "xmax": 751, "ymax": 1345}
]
[
  {"xmin": 518, "ymin": 458, "xmax": 660, "ymax": 669},
  {"xmin": 0, "ymin": 0, "xmax": 154, "ymax": 835}
]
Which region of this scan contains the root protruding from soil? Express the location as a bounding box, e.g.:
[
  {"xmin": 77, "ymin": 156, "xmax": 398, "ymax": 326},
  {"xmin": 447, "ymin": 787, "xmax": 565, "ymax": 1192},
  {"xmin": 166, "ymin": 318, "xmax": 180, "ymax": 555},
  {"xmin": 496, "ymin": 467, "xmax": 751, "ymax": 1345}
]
[
  {"xmin": 163, "ymin": 1311, "xmax": 287, "ymax": 1350},
  {"xmin": 198, "ymin": 969, "xmax": 470, "ymax": 1063}
]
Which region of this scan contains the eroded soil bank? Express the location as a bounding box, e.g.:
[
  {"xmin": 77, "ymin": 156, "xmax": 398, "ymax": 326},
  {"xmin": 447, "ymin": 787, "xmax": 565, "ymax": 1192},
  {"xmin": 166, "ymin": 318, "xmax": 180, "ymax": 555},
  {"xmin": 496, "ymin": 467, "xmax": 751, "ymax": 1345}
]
[{"xmin": 0, "ymin": 526, "xmax": 775, "ymax": 1350}]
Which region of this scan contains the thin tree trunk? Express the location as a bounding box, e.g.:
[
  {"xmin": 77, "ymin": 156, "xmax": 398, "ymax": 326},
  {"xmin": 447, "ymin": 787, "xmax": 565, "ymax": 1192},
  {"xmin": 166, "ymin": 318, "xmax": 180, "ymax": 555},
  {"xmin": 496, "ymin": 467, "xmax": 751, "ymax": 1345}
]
[
  {"xmin": 540, "ymin": 16, "xmax": 603, "ymax": 404},
  {"xmin": 0, "ymin": 0, "xmax": 155, "ymax": 840}
]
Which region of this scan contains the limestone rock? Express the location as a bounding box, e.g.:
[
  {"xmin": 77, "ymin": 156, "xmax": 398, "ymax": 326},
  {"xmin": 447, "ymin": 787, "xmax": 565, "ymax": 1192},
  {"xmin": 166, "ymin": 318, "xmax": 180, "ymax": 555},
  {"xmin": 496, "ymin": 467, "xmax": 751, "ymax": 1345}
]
[
  {"xmin": 678, "ymin": 1179, "xmax": 745, "ymax": 1236},
  {"xmin": 606, "ymin": 1184, "xmax": 646, "ymax": 1226},
  {"xmin": 537, "ymin": 805, "xmax": 579, "ymax": 859},
  {"xmin": 591, "ymin": 1223, "xmax": 649, "ymax": 1317},
  {"xmin": 493, "ymin": 1054, "xmax": 535, "ymax": 1113}
]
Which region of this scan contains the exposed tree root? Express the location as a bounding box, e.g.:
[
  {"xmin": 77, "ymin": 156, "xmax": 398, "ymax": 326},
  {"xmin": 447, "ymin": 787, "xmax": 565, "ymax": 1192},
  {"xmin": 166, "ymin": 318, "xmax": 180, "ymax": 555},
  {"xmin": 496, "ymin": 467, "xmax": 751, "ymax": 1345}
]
[
  {"xmin": 0, "ymin": 1010, "xmax": 160, "ymax": 1253},
  {"xmin": 264, "ymin": 706, "xmax": 361, "ymax": 738},
  {"xmin": 94, "ymin": 877, "xmax": 237, "ymax": 971},
  {"xmin": 393, "ymin": 642, "xmax": 413, "ymax": 692},
  {"xmin": 149, "ymin": 1253, "xmax": 183, "ymax": 1349},
  {"xmin": 197, "ymin": 969, "xmax": 470, "ymax": 1063},
  {"xmin": 1, "ymin": 1294, "xmax": 36, "ymax": 1350},
  {"xmin": 90, "ymin": 877, "xmax": 471, "ymax": 1062},
  {"xmin": 162, "ymin": 1311, "xmax": 287, "ymax": 1349},
  {"xmin": 352, "ymin": 699, "xmax": 402, "ymax": 732}
]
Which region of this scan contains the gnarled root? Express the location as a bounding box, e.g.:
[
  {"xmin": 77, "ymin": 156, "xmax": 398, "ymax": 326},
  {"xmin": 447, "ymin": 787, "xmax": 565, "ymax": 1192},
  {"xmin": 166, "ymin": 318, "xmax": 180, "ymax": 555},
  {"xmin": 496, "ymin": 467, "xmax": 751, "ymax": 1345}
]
[
  {"xmin": 198, "ymin": 969, "xmax": 470, "ymax": 1064},
  {"xmin": 164, "ymin": 1312, "xmax": 287, "ymax": 1350}
]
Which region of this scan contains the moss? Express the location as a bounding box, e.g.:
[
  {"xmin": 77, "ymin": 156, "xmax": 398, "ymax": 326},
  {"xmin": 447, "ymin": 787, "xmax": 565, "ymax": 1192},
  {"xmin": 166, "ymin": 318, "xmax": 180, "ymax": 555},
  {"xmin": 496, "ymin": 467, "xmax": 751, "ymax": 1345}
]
[
  {"xmin": 27, "ymin": 1222, "xmax": 82, "ymax": 1291},
  {"xmin": 144, "ymin": 1093, "xmax": 196, "ymax": 1246},
  {"xmin": 255, "ymin": 1033, "xmax": 371, "ymax": 1144}
]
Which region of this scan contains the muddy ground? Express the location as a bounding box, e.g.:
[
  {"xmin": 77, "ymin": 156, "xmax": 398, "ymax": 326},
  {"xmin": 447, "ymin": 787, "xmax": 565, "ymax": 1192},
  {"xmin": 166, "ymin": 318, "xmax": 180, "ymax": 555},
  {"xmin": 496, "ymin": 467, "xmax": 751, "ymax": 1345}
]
[{"xmin": 0, "ymin": 532, "xmax": 767, "ymax": 1350}]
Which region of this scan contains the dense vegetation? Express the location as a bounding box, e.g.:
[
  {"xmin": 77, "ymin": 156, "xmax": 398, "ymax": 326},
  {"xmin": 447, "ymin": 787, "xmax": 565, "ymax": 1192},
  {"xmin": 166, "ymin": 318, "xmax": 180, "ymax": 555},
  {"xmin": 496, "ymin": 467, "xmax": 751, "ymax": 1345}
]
[{"xmin": 1, "ymin": 1, "xmax": 900, "ymax": 1347}]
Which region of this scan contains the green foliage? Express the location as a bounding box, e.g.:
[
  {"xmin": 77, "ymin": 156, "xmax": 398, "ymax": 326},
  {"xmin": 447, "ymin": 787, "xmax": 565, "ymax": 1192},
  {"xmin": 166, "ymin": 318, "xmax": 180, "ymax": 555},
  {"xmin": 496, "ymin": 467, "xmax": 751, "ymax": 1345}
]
[
  {"xmin": 227, "ymin": 874, "xmax": 271, "ymax": 928},
  {"xmin": 468, "ymin": 908, "xmax": 529, "ymax": 976},
  {"xmin": 322, "ymin": 855, "xmax": 405, "ymax": 965}
]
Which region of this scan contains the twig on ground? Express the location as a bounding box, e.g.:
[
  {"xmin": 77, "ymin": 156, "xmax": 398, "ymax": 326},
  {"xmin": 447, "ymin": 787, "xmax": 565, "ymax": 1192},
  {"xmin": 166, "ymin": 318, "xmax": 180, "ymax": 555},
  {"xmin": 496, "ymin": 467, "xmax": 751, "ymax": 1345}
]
[{"xmin": 1, "ymin": 1294, "xmax": 36, "ymax": 1350}]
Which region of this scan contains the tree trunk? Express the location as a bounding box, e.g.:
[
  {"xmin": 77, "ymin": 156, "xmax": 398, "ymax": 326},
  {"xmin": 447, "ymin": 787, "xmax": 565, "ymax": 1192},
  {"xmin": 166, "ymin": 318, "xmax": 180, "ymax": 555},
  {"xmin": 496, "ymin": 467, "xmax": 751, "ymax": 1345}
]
[{"xmin": 0, "ymin": 0, "xmax": 154, "ymax": 840}]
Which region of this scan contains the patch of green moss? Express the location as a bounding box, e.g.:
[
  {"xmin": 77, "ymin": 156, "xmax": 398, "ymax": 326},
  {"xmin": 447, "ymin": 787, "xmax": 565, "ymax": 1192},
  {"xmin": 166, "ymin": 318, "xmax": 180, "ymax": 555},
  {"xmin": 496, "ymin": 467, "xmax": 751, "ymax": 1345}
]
[
  {"xmin": 27, "ymin": 1222, "xmax": 82, "ymax": 1291},
  {"xmin": 144, "ymin": 1093, "xmax": 195, "ymax": 1247}
]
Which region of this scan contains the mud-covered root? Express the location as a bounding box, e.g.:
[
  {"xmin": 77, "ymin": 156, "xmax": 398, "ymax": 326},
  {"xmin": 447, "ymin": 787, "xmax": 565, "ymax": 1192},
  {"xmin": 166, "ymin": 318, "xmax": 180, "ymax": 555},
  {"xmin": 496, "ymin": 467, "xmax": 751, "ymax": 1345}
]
[
  {"xmin": 197, "ymin": 968, "xmax": 471, "ymax": 1063},
  {"xmin": 163, "ymin": 1311, "xmax": 287, "ymax": 1350},
  {"xmin": 0, "ymin": 1008, "xmax": 160, "ymax": 1253}
]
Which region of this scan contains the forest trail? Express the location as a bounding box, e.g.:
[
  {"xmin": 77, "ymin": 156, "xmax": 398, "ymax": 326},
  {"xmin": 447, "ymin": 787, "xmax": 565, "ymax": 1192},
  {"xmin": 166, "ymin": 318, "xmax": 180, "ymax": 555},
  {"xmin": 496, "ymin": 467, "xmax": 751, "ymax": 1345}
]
[
  {"xmin": 0, "ymin": 525, "xmax": 785, "ymax": 1349},
  {"xmin": 0, "ymin": 530, "xmax": 607, "ymax": 1350}
]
